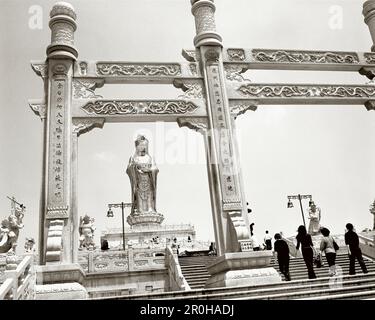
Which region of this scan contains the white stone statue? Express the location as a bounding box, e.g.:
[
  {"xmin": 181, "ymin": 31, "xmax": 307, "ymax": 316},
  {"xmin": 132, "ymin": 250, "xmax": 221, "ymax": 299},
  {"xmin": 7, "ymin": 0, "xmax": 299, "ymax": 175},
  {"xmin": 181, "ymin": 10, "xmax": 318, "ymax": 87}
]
[
  {"xmin": 0, "ymin": 203, "xmax": 25, "ymax": 253},
  {"xmin": 127, "ymin": 135, "xmax": 159, "ymax": 216},
  {"xmin": 308, "ymin": 201, "xmax": 321, "ymax": 236},
  {"xmin": 79, "ymin": 215, "xmax": 96, "ymax": 250},
  {"xmin": 24, "ymin": 237, "xmax": 36, "ymax": 253}
]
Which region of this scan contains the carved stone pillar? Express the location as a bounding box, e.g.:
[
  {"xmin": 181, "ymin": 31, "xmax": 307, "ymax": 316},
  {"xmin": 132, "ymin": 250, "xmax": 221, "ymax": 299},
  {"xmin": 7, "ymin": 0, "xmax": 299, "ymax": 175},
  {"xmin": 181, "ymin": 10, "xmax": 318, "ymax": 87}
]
[
  {"xmin": 177, "ymin": 117, "xmax": 224, "ymax": 255},
  {"xmin": 190, "ymin": 0, "xmax": 222, "ymax": 47},
  {"xmin": 41, "ymin": 2, "xmax": 78, "ymax": 264},
  {"xmin": 71, "ymin": 119, "xmax": 105, "ymax": 263},
  {"xmin": 190, "ymin": 0, "xmax": 280, "ymax": 288},
  {"xmin": 363, "ymin": 1, "xmax": 375, "ymax": 52}
]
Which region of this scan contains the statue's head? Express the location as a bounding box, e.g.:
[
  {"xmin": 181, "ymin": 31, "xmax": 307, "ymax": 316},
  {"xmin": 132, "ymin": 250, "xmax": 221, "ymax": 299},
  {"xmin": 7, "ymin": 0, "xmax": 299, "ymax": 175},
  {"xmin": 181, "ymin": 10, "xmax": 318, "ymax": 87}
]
[
  {"xmin": 8, "ymin": 215, "xmax": 18, "ymax": 227},
  {"xmin": 310, "ymin": 201, "xmax": 316, "ymax": 211},
  {"xmin": 82, "ymin": 214, "xmax": 91, "ymax": 224},
  {"xmin": 1, "ymin": 219, "xmax": 9, "ymax": 228},
  {"xmin": 135, "ymin": 135, "xmax": 149, "ymax": 156}
]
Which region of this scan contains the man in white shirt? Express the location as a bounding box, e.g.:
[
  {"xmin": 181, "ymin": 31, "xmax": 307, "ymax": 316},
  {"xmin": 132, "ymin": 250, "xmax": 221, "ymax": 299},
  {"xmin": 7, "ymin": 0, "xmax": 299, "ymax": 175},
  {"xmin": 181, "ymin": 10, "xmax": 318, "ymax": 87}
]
[{"xmin": 264, "ymin": 230, "xmax": 272, "ymax": 250}]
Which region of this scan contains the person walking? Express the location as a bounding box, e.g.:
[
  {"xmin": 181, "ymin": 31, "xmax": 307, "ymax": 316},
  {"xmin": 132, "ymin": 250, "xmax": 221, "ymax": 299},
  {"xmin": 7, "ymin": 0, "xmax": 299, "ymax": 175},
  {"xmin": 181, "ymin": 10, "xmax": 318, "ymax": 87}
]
[
  {"xmin": 264, "ymin": 230, "xmax": 272, "ymax": 250},
  {"xmin": 274, "ymin": 233, "xmax": 291, "ymax": 281},
  {"xmin": 319, "ymin": 227, "xmax": 338, "ymax": 276},
  {"xmin": 345, "ymin": 223, "xmax": 368, "ymax": 275},
  {"xmin": 296, "ymin": 225, "xmax": 317, "ymax": 279}
]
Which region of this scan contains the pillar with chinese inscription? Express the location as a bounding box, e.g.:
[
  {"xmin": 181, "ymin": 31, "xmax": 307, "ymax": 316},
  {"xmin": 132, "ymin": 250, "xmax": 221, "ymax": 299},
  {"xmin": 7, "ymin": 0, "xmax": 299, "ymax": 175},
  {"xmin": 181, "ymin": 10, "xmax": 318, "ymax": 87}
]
[
  {"xmin": 40, "ymin": 2, "xmax": 78, "ymax": 265},
  {"xmin": 364, "ymin": 1, "xmax": 375, "ymax": 52},
  {"xmin": 190, "ymin": 0, "xmax": 281, "ymax": 288}
]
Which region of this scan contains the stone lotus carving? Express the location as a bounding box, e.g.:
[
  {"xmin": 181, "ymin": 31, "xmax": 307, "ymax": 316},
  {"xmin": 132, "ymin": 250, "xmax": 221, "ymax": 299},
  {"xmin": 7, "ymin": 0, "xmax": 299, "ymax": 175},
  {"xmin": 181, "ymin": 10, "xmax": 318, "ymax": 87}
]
[
  {"xmin": 237, "ymin": 84, "xmax": 375, "ymax": 98},
  {"xmin": 252, "ymin": 50, "xmax": 359, "ymax": 64},
  {"xmin": 96, "ymin": 63, "xmax": 181, "ymax": 76},
  {"xmin": 79, "ymin": 215, "xmax": 96, "ymax": 250},
  {"xmin": 82, "ymin": 100, "xmax": 198, "ymax": 115}
]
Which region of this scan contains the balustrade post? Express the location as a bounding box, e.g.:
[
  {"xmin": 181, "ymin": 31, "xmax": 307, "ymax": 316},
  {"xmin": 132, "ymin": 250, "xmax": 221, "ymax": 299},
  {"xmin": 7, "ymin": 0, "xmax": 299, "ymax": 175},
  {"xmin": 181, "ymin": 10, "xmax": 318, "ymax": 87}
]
[
  {"xmin": 87, "ymin": 251, "xmax": 94, "ymax": 273},
  {"xmin": 128, "ymin": 246, "xmax": 134, "ymax": 271}
]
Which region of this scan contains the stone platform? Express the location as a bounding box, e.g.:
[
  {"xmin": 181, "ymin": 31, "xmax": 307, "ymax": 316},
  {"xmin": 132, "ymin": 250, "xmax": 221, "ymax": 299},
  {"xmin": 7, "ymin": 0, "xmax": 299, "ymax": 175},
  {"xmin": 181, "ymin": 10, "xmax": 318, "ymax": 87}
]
[{"xmin": 101, "ymin": 223, "xmax": 196, "ymax": 250}]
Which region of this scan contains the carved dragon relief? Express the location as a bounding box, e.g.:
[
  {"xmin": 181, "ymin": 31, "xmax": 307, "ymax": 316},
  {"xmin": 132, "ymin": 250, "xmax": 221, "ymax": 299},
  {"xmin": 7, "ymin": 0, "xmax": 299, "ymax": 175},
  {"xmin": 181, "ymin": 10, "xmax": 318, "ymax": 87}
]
[
  {"xmin": 96, "ymin": 63, "xmax": 181, "ymax": 77},
  {"xmin": 81, "ymin": 100, "xmax": 199, "ymax": 115},
  {"xmin": 237, "ymin": 84, "xmax": 375, "ymax": 99},
  {"xmin": 72, "ymin": 79, "xmax": 104, "ymax": 99},
  {"xmin": 224, "ymin": 64, "xmax": 250, "ymax": 82},
  {"xmin": 173, "ymin": 79, "xmax": 204, "ymax": 100},
  {"xmin": 252, "ymin": 49, "xmax": 360, "ymax": 64}
]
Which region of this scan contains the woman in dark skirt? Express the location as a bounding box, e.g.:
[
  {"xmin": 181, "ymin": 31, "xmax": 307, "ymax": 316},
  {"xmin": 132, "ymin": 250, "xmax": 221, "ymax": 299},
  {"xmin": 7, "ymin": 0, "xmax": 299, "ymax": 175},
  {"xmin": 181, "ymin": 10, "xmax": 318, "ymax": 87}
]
[{"xmin": 296, "ymin": 225, "xmax": 317, "ymax": 279}]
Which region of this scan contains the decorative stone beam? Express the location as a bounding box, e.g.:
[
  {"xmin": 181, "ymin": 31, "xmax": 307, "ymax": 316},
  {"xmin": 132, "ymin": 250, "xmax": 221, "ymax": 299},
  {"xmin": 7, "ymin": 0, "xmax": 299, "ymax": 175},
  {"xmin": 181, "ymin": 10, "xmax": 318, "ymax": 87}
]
[
  {"xmin": 72, "ymin": 118, "xmax": 105, "ymax": 137},
  {"xmin": 72, "ymin": 99, "xmax": 207, "ymax": 122},
  {"xmin": 177, "ymin": 117, "xmax": 208, "ymax": 134},
  {"xmin": 221, "ymin": 49, "xmax": 375, "ymax": 74},
  {"xmin": 227, "ymin": 82, "xmax": 375, "ymax": 106},
  {"xmin": 71, "ymin": 60, "xmax": 201, "ymax": 84},
  {"xmin": 28, "ymin": 100, "xmax": 47, "ymax": 121}
]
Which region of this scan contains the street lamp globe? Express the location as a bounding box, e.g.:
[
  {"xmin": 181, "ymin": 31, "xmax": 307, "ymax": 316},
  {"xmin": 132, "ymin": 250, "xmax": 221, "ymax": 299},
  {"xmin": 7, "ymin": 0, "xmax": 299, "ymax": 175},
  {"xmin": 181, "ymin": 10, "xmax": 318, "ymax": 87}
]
[{"xmin": 107, "ymin": 208, "xmax": 114, "ymax": 218}]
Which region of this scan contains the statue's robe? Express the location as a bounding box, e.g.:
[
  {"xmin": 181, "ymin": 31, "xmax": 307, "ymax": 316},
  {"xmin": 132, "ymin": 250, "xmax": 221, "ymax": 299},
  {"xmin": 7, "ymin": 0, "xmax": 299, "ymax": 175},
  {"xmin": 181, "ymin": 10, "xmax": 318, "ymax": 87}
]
[{"xmin": 127, "ymin": 154, "xmax": 158, "ymax": 215}]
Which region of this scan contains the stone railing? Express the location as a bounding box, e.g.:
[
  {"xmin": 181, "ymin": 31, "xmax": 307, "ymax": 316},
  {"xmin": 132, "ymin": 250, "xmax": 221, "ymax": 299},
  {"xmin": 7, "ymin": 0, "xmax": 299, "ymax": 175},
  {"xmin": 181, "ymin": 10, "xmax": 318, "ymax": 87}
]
[
  {"xmin": 102, "ymin": 223, "xmax": 195, "ymax": 236},
  {"xmin": 283, "ymin": 237, "xmax": 302, "ymax": 258},
  {"xmin": 165, "ymin": 246, "xmax": 190, "ymax": 291},
  {"xmin": 0, "ymin": 254, "xmax": 35, "ymax": 300},
  {"xmin": 78, "ymin": 247, "xmax": 166, "ymax": 273},
  {"xmin": 359, "ymin": 232, "xmax": 375, "ymax": 259}
]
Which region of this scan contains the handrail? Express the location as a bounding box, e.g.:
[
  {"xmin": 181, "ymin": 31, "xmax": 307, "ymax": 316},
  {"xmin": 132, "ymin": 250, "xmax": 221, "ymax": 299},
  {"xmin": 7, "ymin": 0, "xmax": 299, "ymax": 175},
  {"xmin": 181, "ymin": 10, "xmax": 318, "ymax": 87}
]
[
  {"xmin": 165, "ymin": 246, "xmax": 190, "ymax": 291},
  {"xmin": 0, "ymin": 278, "xmax": 13, "ymax": 299},
  {"xmin": 0, "ymin": 254, "xmax": 34, "ymax": 300}
]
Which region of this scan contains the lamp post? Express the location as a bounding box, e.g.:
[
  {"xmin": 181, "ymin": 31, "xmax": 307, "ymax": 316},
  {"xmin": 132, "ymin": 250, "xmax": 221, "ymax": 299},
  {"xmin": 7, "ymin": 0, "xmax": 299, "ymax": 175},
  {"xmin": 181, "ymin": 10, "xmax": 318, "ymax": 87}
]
[
  {"xmin": 287, "ymin": 194, "xmax": 313, "ymax": 229},
  {"xmin": 107, "ymin": 202, "xmax": 132, "ymax": 251}
]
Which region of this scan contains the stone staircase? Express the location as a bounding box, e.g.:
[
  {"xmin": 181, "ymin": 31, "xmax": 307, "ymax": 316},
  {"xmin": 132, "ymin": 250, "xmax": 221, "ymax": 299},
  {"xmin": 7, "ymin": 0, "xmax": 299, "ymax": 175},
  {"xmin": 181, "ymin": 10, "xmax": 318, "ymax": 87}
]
[
  {"xmin": 106, "ymin": 253, "xmax": 375, "ymax": 300},
  {"xmin": 274, "ymin": 253, "xmax": 375, "ymax": 281},
  {"xmin": 178, "ymin": 256, "xmax": 218, "ymax": 289}
]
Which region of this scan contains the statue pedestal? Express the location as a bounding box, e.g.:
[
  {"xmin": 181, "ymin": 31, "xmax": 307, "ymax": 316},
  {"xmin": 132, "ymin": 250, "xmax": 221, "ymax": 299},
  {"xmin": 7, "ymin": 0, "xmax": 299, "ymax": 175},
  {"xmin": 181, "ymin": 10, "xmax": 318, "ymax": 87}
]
[
  {"xmin": 127, "ymin": 212, "xmax": 164, "ymax": 227},
  {"xmin": 35, "ymin": 263, "xmax": 87, "ymax": 299},
  {"xmin": 205, "ymin": 251, "xmax": 281, "ymax": 288},
  {"xmin": 36, "ymin": 263, "xmax": 85, "ymax": 284}
]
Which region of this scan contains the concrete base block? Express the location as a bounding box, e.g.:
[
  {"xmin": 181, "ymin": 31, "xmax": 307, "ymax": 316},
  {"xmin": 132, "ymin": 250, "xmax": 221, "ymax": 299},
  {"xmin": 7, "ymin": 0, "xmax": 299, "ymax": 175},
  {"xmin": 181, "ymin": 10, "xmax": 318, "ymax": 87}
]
[
  {"xmin": 35, "ymin": 282, "xmax": 88, "ymax": 300},
  {"xmin": 205, "ymin": 251, "xmax": 282, "ymax": 289},
  {"xmin": 205, "ymin": 267, "xmax": 281, "ymax": 288},
  {"xmin": 36, "ymin": 263, "xmax": 85, "ymax": 284}
]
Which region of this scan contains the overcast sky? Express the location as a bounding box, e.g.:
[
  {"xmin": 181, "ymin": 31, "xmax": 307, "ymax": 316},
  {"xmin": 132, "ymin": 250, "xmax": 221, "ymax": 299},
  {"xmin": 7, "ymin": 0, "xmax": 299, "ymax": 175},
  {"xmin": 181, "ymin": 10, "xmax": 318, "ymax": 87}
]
[{"xmin": 1, "ymin": 0, "xmax": 375, "ymax": 252}]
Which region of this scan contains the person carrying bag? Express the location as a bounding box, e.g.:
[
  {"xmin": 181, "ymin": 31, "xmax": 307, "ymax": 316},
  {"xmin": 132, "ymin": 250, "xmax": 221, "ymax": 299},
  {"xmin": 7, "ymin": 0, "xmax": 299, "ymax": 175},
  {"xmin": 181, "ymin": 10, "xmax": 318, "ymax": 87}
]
[{"xmin": 319, "ymin": 227, "xmax": 338, "ymax": 276}]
